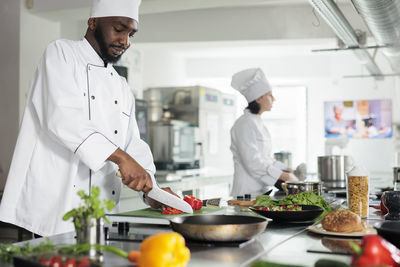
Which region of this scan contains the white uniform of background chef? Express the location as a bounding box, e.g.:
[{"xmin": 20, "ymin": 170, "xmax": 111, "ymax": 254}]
[
  {"xmin": 0, "ymin": 0, "xmax": 170, "ymax": 237},
  {"xmin": 230, "ymin": 68, "xmax": 299, "ymax": 197}
]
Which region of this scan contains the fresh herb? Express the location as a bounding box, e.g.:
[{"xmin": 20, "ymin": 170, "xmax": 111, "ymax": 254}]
[
  {"xmin": 254, "ymin": 195, "xmax": 277, "ymax": 207},
  {"xmin": 0, "ymin": 238, "xmax": 55, "ymax": 263},
  {"xmin": 62, "ymin": 186, "xmax": 115, "ymax": 231},
  {"xmin": 0, "ymin": 239, "xmax": 130, "ymax": 263}
]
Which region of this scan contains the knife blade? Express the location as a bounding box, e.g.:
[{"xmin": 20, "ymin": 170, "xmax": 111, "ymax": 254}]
[{"xmin": 116, "ymin": 170, "xmax": 193, "ymax": 214}]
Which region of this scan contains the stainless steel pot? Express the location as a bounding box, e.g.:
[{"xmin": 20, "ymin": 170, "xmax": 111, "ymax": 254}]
[
  {"xmin": 170, "ymin": 215, "xmax": 268, "ymax": 242},
  {"xmin": 317, "ymin": 155, "xmax": 353, "ymax": 189},
  {"xmin": 282, "ymin": 182, "xmax": 323, "ymax": 196}
]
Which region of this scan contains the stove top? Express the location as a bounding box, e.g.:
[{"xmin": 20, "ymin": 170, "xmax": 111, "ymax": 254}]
[{"xmin": 106, "ymin": 224, "xmax": 254, "ymax": 248}]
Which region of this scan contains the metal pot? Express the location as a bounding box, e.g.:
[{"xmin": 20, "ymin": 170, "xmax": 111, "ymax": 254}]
[
  {"xmin": 282, "ymin": 181, "xmax": 323, "ymax": 196},
  {"xmin": 169, "ymin": 215, "xmax": 268, "ymax": 242},
  {"xmin": 317, "ymin": 155, "xmax": 353, "ymax": 189}
]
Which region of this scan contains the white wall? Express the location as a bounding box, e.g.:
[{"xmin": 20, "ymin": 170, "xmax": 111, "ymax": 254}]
[
  {"xmin": 20, "ymin": 1, "xmax": 60, "ymax": 118},
  {"xmin": 0, "ymin": 0, "xmax": 21, "ymax": 190}
]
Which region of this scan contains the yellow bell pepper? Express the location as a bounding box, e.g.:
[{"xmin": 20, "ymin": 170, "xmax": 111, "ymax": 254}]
[{"xmin": 138, "ymin": 232, "xmax": 190, "ymax": 267}]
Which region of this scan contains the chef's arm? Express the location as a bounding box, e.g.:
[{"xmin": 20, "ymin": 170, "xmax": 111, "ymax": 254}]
[
  {"xmin": 279, "ymin": 172, "xmax": 299, "ymax": 182},
  {"xmin": 108, "ymin": 148, "xmax": 153, "ymax": 193}
]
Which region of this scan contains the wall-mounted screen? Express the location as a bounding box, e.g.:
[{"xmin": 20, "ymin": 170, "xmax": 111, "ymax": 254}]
[{"xmin": 324, "ymin": 99, "xmax": 392, "ymax": 138}]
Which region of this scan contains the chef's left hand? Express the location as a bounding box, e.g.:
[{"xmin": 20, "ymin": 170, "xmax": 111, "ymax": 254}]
[{"xmin": 146, "ymin": 187, "xmax": 180, "ymax": 209}]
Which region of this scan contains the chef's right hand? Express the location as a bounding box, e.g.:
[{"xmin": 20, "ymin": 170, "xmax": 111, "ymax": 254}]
[
  {"xmin": 108, "ymin": 148, "xmax": 153, "ymax": 193},
  {"xmin": 279, "ymin": 172, "xmax": 300, "ymax": 182}
]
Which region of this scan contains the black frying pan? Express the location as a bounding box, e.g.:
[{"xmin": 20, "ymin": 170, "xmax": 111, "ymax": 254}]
[{"xmin": 170, "ymin": 215, "xmax": 268, "ymax": 242}]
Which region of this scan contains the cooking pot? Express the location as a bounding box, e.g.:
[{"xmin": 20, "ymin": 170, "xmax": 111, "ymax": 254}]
[
  {"xmin": 170, "ymin": 215, "xmax": 268, "ymax": 242},
  {"xmin": 317, "ymin": 155, "xmax": 353, "ymax": 189},
  {"xmin": 282, "ymin": 181, "xmax": 323, "ymax": 196}
]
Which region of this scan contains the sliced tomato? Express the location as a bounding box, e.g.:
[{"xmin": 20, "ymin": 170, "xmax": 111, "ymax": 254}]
[
  {"xmin": 162, "ymin": 206, "xmax": 183, "ymax": 215},
  {"xmin": 184, "ymin": 195, "xmax": 203, "ymax": 210}
]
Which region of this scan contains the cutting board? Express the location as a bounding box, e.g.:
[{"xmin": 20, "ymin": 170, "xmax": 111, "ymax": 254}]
[
  {"xmin": 107, "ymin": 206, "xmax": 225, "ymax": 225},
  {"xmin": 227, "ymin": 199, "xmax": 256, "ymax": 207},
  {"xmin": 119, "ymin": 206, "xmax": 224, "ymax": 218}
]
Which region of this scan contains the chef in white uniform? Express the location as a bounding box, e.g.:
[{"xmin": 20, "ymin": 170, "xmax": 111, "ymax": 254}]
[
  {"xmin": 0, "ymin": 0, "xmax": 166, "ymax": 236},
  {"xmin": 230, "ymin": 68, "xmax": 299, "ymax": 197}
]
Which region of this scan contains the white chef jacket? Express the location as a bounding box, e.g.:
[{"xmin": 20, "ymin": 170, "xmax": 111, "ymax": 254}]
[
  {"xmin": 0, "ymin": 38, "xmax": 156, "ymax": 236},
  {"xmin": 230, "ymin": 109, "xmax": 286, "ymax": 197}
]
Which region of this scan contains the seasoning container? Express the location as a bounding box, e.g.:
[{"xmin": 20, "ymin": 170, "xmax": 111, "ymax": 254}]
[{"xmin": 346, "ymin": 166, "xmax": 369, "ymax": 218}]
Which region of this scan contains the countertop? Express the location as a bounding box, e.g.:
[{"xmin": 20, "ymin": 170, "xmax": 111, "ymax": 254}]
[{"xmin": 7, "ymin": 205, "xmax": 385, "ymax": 267}]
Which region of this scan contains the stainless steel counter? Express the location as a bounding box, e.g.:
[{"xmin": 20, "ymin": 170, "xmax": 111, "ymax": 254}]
[{"xmin": 8, "ymin": 206, "xmax": 384, "ymax": 267}]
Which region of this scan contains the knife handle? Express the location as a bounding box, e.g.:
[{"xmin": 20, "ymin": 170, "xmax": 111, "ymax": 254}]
[{"xmin": 116, "ymin": 170, "xmax": 123, "ymax": 178}]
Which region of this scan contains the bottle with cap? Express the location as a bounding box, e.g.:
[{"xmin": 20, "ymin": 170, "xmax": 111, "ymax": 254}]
[{"xmin": 346, "ymin": 165, "xmax": 369, "ymax": 218}]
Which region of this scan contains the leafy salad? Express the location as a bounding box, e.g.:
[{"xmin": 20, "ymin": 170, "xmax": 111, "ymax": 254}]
[{"xmin": 253, "ymin": 191, "xmax": 332, "ymax": 218}]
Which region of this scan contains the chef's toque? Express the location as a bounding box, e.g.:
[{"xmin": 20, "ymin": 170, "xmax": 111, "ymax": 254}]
[
  {"xmin": 91, "ymin": 0, "xmax": 141, "ymax": 22},
  {"xmin": 231, "ymin": 68, "xmax": 271, "ymax": 103}
]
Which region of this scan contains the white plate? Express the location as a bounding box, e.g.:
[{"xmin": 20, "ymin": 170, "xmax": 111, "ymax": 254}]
[{"xmin": 307, "ymin": 223, "xmax": 377, "ymax": 237}]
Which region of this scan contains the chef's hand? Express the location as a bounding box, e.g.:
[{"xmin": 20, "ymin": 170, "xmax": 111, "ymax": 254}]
[
  {"xmin": 280, "ymin": 172, "xmax": 300, "ymax": 182},
  {"xmin": 108, "ymin": 148, "xmax": 153, "ymax": 193},
  {"xmin": 146, "ymin": 187, "xmax": 180, "ymax": 209}
]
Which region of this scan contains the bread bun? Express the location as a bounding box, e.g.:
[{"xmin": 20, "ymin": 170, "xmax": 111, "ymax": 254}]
[{"xmin": 321, "ymin": 210, "xmax": 366, "ymax": 233}]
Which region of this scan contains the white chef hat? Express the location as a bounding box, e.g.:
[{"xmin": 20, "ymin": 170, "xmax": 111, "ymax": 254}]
[
  {"xmin": 90, "ymin": 0, "xmax": 142, "ymax": 22},
  {"xmin": 231, "ymin": 68, "xmax": 272, "ymax": 103}
]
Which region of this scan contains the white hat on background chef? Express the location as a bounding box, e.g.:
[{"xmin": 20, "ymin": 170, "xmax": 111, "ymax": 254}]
[
  {"xmin": 231, "ymin": 68, "xmax": 272, "ymax": 103},
  {"xmin": 91, "ymin": 0, "xmax": 142, "ymax": 22}
]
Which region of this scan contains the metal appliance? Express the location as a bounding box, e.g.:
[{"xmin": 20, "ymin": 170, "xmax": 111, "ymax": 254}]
[
  {"xmin": 317, "ymin": 155, "xmax": 353, "ymax": 189},
  {"xmin": 135, "ymin": 99, "xmax": 150, "ymax": 144},
  {"xmin": 274, "ymin": 151, "xmax": 292, "ymax": 169},
  {"xmin": 149, "ymin": 120, "xmax": 200, "ymax": 171},
  {"xmin": 144, "ymin": 86, "xmax": 236, "ymax": 176}
]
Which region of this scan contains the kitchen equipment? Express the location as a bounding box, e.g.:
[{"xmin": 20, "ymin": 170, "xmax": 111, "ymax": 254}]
[
  {"xmin": 144, "ymin": 86, "xmax": 236, "ymax": 172},
  {"xmin": 381, "ymin": 191, "xmax": 400, "ymax": 220},
  {"xmin": 274, "ymin": 151, "xmax": 292, "ymax": 169},
  {"xmin": 135, "ymin": 99, "xmax": 150, "ymax": 144},
  {"xmin": 374, "ymin": 221, "xmax": 400, "ymax": 248},
  {"xmin": 282, "ymin": 181, "xmax": 323, "ymax": 196},
  {"xmin": 318, "ymin": 155, "xmax": 353, "ymax": 189},
  {"xmin": 116, "ymin": 171, "xmax": 193, "ymax": 214},
  {"xmin": 249, "ymin": 205, "xmax": 323, "ymax": 222},
  {"xmin": 393, "ymin": 167, "xmax": 400, "ymax": 190},
  {"xmin": 169, "ymin": 215, "xmax": 267, "ymax": 242},
  {"xmin": 149, "ymin": 120, "xmax": 200, "ymax": 171}
]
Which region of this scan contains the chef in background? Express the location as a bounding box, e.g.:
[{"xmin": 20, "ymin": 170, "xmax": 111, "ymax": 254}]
[
  {"xmin": 0, "ymin": 0, "xmax": 172, "ymax": 237},
  {"xmin": 230, "ymin": 68, "xmax": 299, "ymax": 198}
]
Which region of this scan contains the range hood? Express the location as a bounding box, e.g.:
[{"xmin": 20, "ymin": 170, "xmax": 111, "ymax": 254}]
[
  {"xmin": 309, "ymin": 0, "xmax": 384, "ymax": 80},
  {"xmin": 351, "ymin": 0, "xmax": 400, "ymax": 73}
]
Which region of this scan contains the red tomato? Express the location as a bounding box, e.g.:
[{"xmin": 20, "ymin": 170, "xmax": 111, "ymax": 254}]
[
  {"xmin": 64, "ymin": 258, "xmax": 77, "ymax": 267},
  {"xmin": 39, "ymin": 258, "xmax": 51, "ymax": 266},
  {"xmin": 162, "ymin": 206, "xmax": 182, "ymax": 215},
  {"xmin": 184, "ymin": 195, "xmax": 203, "ymax": 210},
  {"xmin": 49, "ymin": 256, "xmax": 63, "ymax": 267}
]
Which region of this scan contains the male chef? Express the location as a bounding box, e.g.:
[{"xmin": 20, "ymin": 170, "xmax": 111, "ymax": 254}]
[{"xmin": 0, "ymin": 0, "xmax": 166, "ymax": 236}]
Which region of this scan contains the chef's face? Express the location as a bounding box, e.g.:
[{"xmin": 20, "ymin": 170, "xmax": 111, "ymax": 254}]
[
  {"xmin": 92, "ymin": 17, "xmax": 138, "ymax": 63},
  {"xmin": 256, "ymin": 91, "xmax": 275, "ymax": 113}
]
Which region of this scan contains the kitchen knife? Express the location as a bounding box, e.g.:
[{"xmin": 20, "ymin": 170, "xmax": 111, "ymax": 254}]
[{"xmin": 116, "ymin": 170, "xmax": 193, "ymax": 214}]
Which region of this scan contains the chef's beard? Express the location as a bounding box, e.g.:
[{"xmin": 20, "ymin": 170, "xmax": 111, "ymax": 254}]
[{"xmin": 94, "ymin": 26, "xmax": 125, "ymax": 64}]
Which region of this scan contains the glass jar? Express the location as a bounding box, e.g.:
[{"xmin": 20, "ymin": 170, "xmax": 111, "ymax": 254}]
[{"xmin": 347, "ymin": 174, "xmax": 369, "ymax": 218}]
